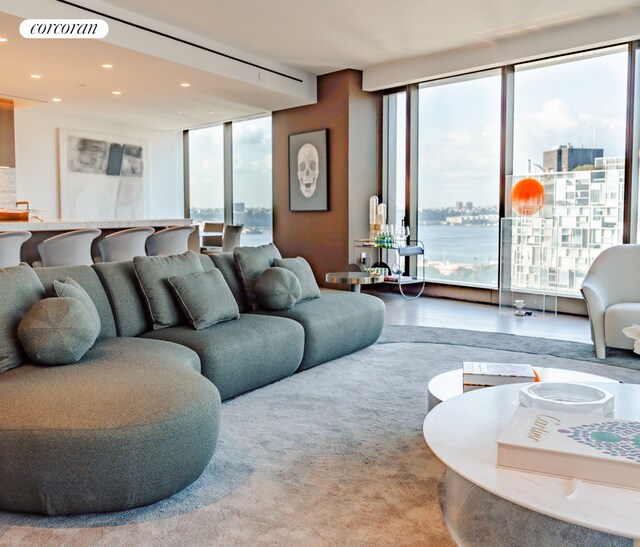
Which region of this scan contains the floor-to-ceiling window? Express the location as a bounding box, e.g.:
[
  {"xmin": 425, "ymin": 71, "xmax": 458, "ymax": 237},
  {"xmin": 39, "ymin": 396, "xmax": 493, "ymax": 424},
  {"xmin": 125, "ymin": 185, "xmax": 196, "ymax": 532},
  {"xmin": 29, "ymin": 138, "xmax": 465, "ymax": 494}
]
[
  {"xmin": 382, "ymin": 92, "xmax": 408, "ymax": 274},
  {"xmin": 387, "ymin": 43, "xmax": 636, "ymax": 301},
  {"xmin": 188, "ymin": 125, "xmax": 224, "ymax": 224},
  {"xmin": 231, "ymin": 117, "xmax": 272, "ymax": 246},
  {"xmin": 187, "ymin": 116, "xmax": 273, "ymax": 246},
  {"xmin": 384, "ymin": 91, "xmax": 407, "ymax": 227},
  {"xmin": 512, "ymin": 47, "xmax": 628, "ymax": 295},
  {"xmin": 417, "ymin": 71, "xmax": 501, "ymax": 288}
]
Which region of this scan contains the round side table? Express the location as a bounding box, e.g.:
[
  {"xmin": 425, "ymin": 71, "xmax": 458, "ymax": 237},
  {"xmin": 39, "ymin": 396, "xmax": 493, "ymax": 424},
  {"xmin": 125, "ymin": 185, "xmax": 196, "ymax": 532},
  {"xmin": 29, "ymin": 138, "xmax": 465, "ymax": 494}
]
[{"xmin": 325, "ymin": 271, "xmax": 384, "ymax": 292}]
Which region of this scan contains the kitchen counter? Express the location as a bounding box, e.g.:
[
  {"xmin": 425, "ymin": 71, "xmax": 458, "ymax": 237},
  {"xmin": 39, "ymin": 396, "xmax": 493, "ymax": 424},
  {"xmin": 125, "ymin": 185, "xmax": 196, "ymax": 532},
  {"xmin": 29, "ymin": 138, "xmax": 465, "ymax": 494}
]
[
  {"xmin": 0, "ymin": 218, "xmax": 199, "ymax": 264},
  {"xmin": 0, "ymin": 218, "xmax": 192, "ymax": 232}
]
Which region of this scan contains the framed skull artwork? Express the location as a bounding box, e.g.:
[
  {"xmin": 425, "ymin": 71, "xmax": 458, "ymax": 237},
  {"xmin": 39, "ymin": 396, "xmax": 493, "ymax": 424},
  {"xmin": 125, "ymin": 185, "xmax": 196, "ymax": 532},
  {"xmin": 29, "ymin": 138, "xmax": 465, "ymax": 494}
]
[{"xmin": 289, "ymin": 129, "xmax": 328, "ymax": 211}]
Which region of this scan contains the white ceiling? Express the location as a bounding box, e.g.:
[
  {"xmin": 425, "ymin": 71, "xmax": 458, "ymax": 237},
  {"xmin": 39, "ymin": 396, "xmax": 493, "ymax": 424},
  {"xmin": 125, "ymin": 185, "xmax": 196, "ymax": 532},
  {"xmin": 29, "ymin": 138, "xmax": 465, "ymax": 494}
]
[
  {"xmin": 100, "ymin": 0, "xmax": 640, "ymax": 73},
  {"xmin": 2, "ymin": 0, "xmax": 640, "ymax": 131}
]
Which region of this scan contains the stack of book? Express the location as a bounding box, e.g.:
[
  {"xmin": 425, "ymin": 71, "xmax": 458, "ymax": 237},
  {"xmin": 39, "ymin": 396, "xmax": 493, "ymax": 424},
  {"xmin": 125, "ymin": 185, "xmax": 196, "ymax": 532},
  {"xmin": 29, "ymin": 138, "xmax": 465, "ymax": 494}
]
[{"xmin": 462, "ymin": 361, "xmax": 538, "ymax": 392}]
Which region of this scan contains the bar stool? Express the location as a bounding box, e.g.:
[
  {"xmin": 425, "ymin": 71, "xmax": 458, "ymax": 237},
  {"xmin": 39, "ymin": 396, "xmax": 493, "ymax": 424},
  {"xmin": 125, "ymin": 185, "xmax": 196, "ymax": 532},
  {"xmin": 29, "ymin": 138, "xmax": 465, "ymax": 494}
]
[
  {"xmin": 201, "ymin": 222, "xmax": 224, "ymax": 251},
  {"xmin": 0, "ymin": 231, "xmax": 32, "ymax": 268},
  {"xmin": 97, "ymin": 226, "xmax": 154, "ymax": 262},
  {"xmin": 146, "ymin": 226, "xmax": 195, "ymax": 256},
  {"xmin": 34, "ymin": 229, "xmax": 101, "ymax": 267},
  {"xmin": 221, "ymin": 224, "xmax": 243, "ymax": 252}
]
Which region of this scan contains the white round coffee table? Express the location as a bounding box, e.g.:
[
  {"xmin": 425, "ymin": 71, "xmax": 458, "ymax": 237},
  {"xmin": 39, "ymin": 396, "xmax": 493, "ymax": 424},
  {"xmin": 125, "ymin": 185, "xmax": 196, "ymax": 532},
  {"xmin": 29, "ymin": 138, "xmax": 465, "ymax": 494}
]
[
  {"xmin": 427, "ymin": 367, "xmax": 618, "ymax": 411},
  {"xmin": 424, "ymin": 382, "xmax": 640, "ymax": 544}
]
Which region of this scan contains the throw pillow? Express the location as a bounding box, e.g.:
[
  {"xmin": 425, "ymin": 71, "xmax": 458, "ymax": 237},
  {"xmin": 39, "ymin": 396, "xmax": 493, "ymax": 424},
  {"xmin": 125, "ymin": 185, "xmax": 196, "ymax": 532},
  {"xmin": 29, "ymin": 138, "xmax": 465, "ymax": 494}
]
[
  {"xmin": 53, "ymin": 277, "xmax": 101, "ymax": 340},
  {"xmin": 273, "ymin": 257, "xmax": 321, "ymax": 302},
  {"xmin": 133, "ymin": 251, "xmax": 204, "ymax": 330},
  {"xmin": 233, "ymin": 243, "xmax": 283, "ymax": 310},
  {"xmin": 168, "ymin": 269, "xmax": 240, "ymax": 330},
  {"xmin": 18, "ymin": 297, "xmax": 97, "ymax": 365},
  {"xmin": 0, "ymin": 264, "xmax": 46, "ymax": 373},
  {"xmin": 255, "ymin": 267, "xmax": 302, "ymax": 311}
]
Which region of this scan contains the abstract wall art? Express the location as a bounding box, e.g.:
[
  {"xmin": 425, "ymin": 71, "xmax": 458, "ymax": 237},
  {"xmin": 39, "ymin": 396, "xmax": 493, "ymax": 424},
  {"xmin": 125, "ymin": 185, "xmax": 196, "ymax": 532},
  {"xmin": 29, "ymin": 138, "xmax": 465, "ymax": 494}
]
[{"xmin": 58, "ymin": 129, "xmax": 149, "ymax": 219}]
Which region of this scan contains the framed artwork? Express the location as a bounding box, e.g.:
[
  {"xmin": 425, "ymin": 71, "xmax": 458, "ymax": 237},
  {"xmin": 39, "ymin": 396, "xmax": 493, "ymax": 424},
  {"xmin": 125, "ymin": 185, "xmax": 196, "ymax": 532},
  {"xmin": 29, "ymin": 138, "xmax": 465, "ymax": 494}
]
[
  {"xmin": 289, "ymin": 129, "xmax": 328, "ymax": 211},
  {"xmin": 58, "ymin": 128, "xmax": 149, "ymax": 219}
]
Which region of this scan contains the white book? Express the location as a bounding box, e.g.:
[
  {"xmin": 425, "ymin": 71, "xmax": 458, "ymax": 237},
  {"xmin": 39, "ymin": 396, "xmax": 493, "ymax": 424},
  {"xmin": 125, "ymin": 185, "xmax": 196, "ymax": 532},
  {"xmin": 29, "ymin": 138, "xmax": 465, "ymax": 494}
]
[
  {"xmin": 463, "ymin": 362, "xmax": 536, "ymax": 386},
  {"xmin": 497, "ymin": 407, "xmax": 640, "ymax": 490}
]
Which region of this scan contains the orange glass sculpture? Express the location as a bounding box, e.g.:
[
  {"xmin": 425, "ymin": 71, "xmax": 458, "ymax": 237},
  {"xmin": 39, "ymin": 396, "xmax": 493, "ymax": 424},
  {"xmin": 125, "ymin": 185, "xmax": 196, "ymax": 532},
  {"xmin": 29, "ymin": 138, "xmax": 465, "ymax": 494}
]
[{"xmin": 511, "ymin": 177, "xmax": 544, "ymax": 216}]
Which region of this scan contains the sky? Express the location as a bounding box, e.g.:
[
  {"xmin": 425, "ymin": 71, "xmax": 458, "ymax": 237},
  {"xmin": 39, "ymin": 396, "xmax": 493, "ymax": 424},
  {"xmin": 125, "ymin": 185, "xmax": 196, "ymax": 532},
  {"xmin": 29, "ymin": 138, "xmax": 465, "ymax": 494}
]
[
  {"xmin": 417, "ymin": 47, "xmax": 628, "ymax": 209},
  {"xmin": 189, "ymin": 116, "xmax": 272, "ymax": 213}
]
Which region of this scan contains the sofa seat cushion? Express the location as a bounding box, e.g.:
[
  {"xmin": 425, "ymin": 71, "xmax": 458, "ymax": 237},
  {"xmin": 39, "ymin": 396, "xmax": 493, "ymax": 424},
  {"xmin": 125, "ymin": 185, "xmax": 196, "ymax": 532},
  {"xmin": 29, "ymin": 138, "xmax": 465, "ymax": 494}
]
[
  {"xmin": 605, "ymin": 302, "xmax": 640, "ymax": 350},
  {"xmin": 141, "ymin": 314, "xmax": 304, "ymax": 401},
  {"xmin": 0, "ymin": 337, "xmax": 220, "ymax": 516},
  {"xmin": 256, "ymin": 290, "xmax": 385, "ymax": 371}
]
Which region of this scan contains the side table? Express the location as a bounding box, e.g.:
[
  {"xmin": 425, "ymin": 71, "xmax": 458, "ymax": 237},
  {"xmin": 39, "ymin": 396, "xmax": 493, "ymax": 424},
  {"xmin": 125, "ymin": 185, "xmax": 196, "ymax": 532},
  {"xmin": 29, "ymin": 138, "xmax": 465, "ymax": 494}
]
[{"xmin": 325, "ymin": 271, "xmax": 384, "ymax": 293}]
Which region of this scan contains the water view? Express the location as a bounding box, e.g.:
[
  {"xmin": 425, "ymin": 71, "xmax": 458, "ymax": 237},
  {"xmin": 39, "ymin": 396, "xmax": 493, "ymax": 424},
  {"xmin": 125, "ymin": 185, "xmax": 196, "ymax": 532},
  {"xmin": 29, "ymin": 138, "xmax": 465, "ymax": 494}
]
[{"xmin": 417, "ymin": 224, "xmax": 499, "ymax": 287}]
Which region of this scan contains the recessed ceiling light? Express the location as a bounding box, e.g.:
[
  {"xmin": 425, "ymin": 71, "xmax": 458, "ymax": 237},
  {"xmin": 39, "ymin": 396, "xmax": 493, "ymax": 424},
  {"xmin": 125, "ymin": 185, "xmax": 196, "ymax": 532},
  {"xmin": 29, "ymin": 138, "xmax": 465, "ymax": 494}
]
[
  {"xmin": 52, "ymin": 97, "xmax": 62, "ymax": 102},
  {"xmin": 180, "ymin": 82, "xmax": 191, "ymax": 87},
  {"xmin": 30, "ymin": 74, "xmax": 42, "ymax": 79},
  {"xmin": 177, "ymin": 111, "xmax": 185, "ymax": 114},
  {"xmin": 207, "ymin": 111, "xmax": 214, "ymax": 114},
  {"xmin": 101, "ymin": 63, "xmax": 113, "ymax": 68},
  {"xmin": 0, "ymin": 37, "xmax": 7, "ymax": 43},
  {"xmin": 112, "ymin": 90, "xmax": 122, "ymax": 95}
]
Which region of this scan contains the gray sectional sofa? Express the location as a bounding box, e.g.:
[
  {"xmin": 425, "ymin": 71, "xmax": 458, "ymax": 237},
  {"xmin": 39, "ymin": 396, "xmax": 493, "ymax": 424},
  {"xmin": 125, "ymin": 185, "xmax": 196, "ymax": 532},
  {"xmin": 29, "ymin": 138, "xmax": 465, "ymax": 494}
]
[{"xmin": 0, "ymin": 251, "xmax": 385, "ymax": 516}]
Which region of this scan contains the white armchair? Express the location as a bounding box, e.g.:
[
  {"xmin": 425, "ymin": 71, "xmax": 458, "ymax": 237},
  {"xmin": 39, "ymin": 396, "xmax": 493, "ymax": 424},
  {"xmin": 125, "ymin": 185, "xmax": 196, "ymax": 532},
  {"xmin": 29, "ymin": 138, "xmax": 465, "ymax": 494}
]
[{"xmin": 581, "ymin": 244, "xmax": 640, "ymax": 358}]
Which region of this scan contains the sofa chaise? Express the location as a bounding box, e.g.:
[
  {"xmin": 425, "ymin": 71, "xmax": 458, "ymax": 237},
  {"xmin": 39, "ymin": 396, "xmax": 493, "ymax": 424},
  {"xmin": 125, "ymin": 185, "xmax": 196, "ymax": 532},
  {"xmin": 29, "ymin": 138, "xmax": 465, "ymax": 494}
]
[{"xmin": 0, "ymin": 249, "xmax": 385, "ymax": 516}]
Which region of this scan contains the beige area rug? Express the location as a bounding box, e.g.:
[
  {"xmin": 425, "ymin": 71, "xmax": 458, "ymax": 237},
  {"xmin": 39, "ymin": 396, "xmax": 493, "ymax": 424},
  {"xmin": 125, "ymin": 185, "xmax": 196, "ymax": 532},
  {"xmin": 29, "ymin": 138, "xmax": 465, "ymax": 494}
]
[{"xmin": 1, "ymin": 326, "xmax": 638, "ymax": 546}]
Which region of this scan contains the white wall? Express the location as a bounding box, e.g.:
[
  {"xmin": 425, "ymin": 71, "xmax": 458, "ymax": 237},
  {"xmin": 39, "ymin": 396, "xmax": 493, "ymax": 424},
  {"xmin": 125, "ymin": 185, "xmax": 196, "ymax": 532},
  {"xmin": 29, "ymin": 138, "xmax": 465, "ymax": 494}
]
[{"xmin": 13, "ymin": 108, "xmax": 183, "ymax": 219}]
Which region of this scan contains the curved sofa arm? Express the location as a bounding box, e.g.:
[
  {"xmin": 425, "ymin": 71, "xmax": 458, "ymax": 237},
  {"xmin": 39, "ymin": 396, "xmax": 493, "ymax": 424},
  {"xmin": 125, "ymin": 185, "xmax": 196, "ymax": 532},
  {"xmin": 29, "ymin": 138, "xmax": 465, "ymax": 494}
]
[{"xmin": 581, "ymin": 273, "xmax": 609, "ymax": 358}]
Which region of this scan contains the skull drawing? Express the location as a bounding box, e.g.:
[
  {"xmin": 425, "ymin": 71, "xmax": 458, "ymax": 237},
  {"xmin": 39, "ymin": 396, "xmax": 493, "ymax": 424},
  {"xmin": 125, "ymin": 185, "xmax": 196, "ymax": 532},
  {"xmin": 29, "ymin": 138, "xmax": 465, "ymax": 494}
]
[{"xmin": 297, "ymin": 143, "xmax": 319, "ymax": 198}]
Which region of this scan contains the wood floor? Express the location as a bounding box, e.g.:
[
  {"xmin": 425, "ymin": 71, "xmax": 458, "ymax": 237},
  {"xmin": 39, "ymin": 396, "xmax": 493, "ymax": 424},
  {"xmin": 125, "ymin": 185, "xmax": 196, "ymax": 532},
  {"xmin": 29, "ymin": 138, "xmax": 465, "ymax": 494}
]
[{"xmin": 368, "ymin": 290, "xmax": 592, "ymax": 345}]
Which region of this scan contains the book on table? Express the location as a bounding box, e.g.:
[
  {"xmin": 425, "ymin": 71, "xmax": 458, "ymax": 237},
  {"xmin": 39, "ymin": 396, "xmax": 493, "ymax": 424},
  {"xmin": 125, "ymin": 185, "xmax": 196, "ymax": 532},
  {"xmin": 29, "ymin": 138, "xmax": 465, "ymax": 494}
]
[
  {"xmin": 497, "ymin": 406, "xmax": 640, "ymax": 490},
  {"xmin": 463, "ymin": 361, "xmax": 537, "ymax": 389}
]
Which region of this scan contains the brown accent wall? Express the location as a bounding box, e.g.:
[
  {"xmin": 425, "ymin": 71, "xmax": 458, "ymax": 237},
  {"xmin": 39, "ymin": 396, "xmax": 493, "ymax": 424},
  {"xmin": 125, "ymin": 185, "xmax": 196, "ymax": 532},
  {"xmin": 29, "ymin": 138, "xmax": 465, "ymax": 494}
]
[{"xmin": 272, "ymin": 70, "xmax": 380, "ymax": 286}]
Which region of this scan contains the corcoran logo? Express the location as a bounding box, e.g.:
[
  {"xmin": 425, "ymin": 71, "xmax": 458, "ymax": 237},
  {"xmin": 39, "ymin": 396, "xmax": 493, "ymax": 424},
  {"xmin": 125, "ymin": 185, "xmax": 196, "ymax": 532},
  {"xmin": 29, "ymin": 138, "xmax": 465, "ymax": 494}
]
[{"xmin": 19, "ymin": 19, "xmax": 109, "ymax": 39}]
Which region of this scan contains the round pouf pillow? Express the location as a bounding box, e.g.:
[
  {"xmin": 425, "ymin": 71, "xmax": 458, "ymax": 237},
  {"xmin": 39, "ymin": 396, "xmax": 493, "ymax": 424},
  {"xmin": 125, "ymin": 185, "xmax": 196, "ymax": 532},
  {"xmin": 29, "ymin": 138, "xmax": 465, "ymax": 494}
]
[
  {"xmin": 0, "ymin": 337, "xmax": 221, "ymax": 515},
  {"xmin": 18, "ymin": 297, "xmax": 97, "ymax": 365},
  {"xmin": 255, "ymin": 267, "xmax": 302, "ymax": 310}
]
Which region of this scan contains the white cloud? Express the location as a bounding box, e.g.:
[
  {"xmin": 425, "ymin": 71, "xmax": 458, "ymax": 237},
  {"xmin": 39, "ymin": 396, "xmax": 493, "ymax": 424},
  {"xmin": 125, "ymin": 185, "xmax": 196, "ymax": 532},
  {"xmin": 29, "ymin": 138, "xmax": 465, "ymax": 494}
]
[{"xmin": 532, "ymin": 98, "xmax": 577, "ymax": 132}]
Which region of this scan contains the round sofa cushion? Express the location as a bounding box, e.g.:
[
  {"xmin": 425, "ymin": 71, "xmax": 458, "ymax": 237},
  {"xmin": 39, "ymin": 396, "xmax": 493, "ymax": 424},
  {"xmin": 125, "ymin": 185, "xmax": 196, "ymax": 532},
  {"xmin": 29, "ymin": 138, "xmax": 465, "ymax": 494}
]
[
  {"xmin": 255, "ymin": 267, "xmax": 302, "ymax": 310},
  {"xmin": 17, "ymin": 297, "xmax": 97, "ymax": 365},
  {"xmin": 0, "ymin": 337, "xmax": 221, "ymax": 515}
]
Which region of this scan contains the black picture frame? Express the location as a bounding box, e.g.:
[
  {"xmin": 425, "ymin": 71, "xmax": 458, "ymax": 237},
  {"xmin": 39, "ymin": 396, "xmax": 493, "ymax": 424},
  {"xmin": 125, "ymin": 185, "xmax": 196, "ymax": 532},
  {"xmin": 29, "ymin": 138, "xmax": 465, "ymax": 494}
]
[{"xmin": 289, "ymin": 129, "xmax": 328, "ymax": 211}]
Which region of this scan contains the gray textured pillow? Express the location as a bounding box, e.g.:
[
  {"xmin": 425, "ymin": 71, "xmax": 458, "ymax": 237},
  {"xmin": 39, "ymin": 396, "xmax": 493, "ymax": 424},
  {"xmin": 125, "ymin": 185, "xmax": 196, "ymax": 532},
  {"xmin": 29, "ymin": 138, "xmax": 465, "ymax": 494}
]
[
  {"xmin": 255, "ymin": 267, "xmax": 302, "ymax": 311},
  {"xmin": 0, "ymin": 264, "xmax": 46, "ymax": 373},
  {"xmin": 53, "ymin": 277, "xmax": 101, "ymax": 340},
  {"xmin": 168, "ymin": 269, "xmax": 240, "ymax": 330},
  {"xmin": 18, "ymin": 297, "xmax": 97, "ymax": 365},
  {"xmin": 133, "ymin": 251, "xmax": 204, "ymax": 330},
  {"xmin": 273, "ymin": 257, "xmax": 321, "ymax": 302},
  {"xmin": 233, "ymin": 243, "xmax": 283, "ymax": 311}
]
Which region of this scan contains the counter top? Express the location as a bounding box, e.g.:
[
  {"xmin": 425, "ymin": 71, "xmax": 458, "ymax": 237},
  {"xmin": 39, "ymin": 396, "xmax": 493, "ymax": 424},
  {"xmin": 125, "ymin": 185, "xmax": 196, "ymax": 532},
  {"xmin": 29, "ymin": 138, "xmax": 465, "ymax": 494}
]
[{"xmin": 0, "ymin": 218, "xmax": 192, "ymax": 232}]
